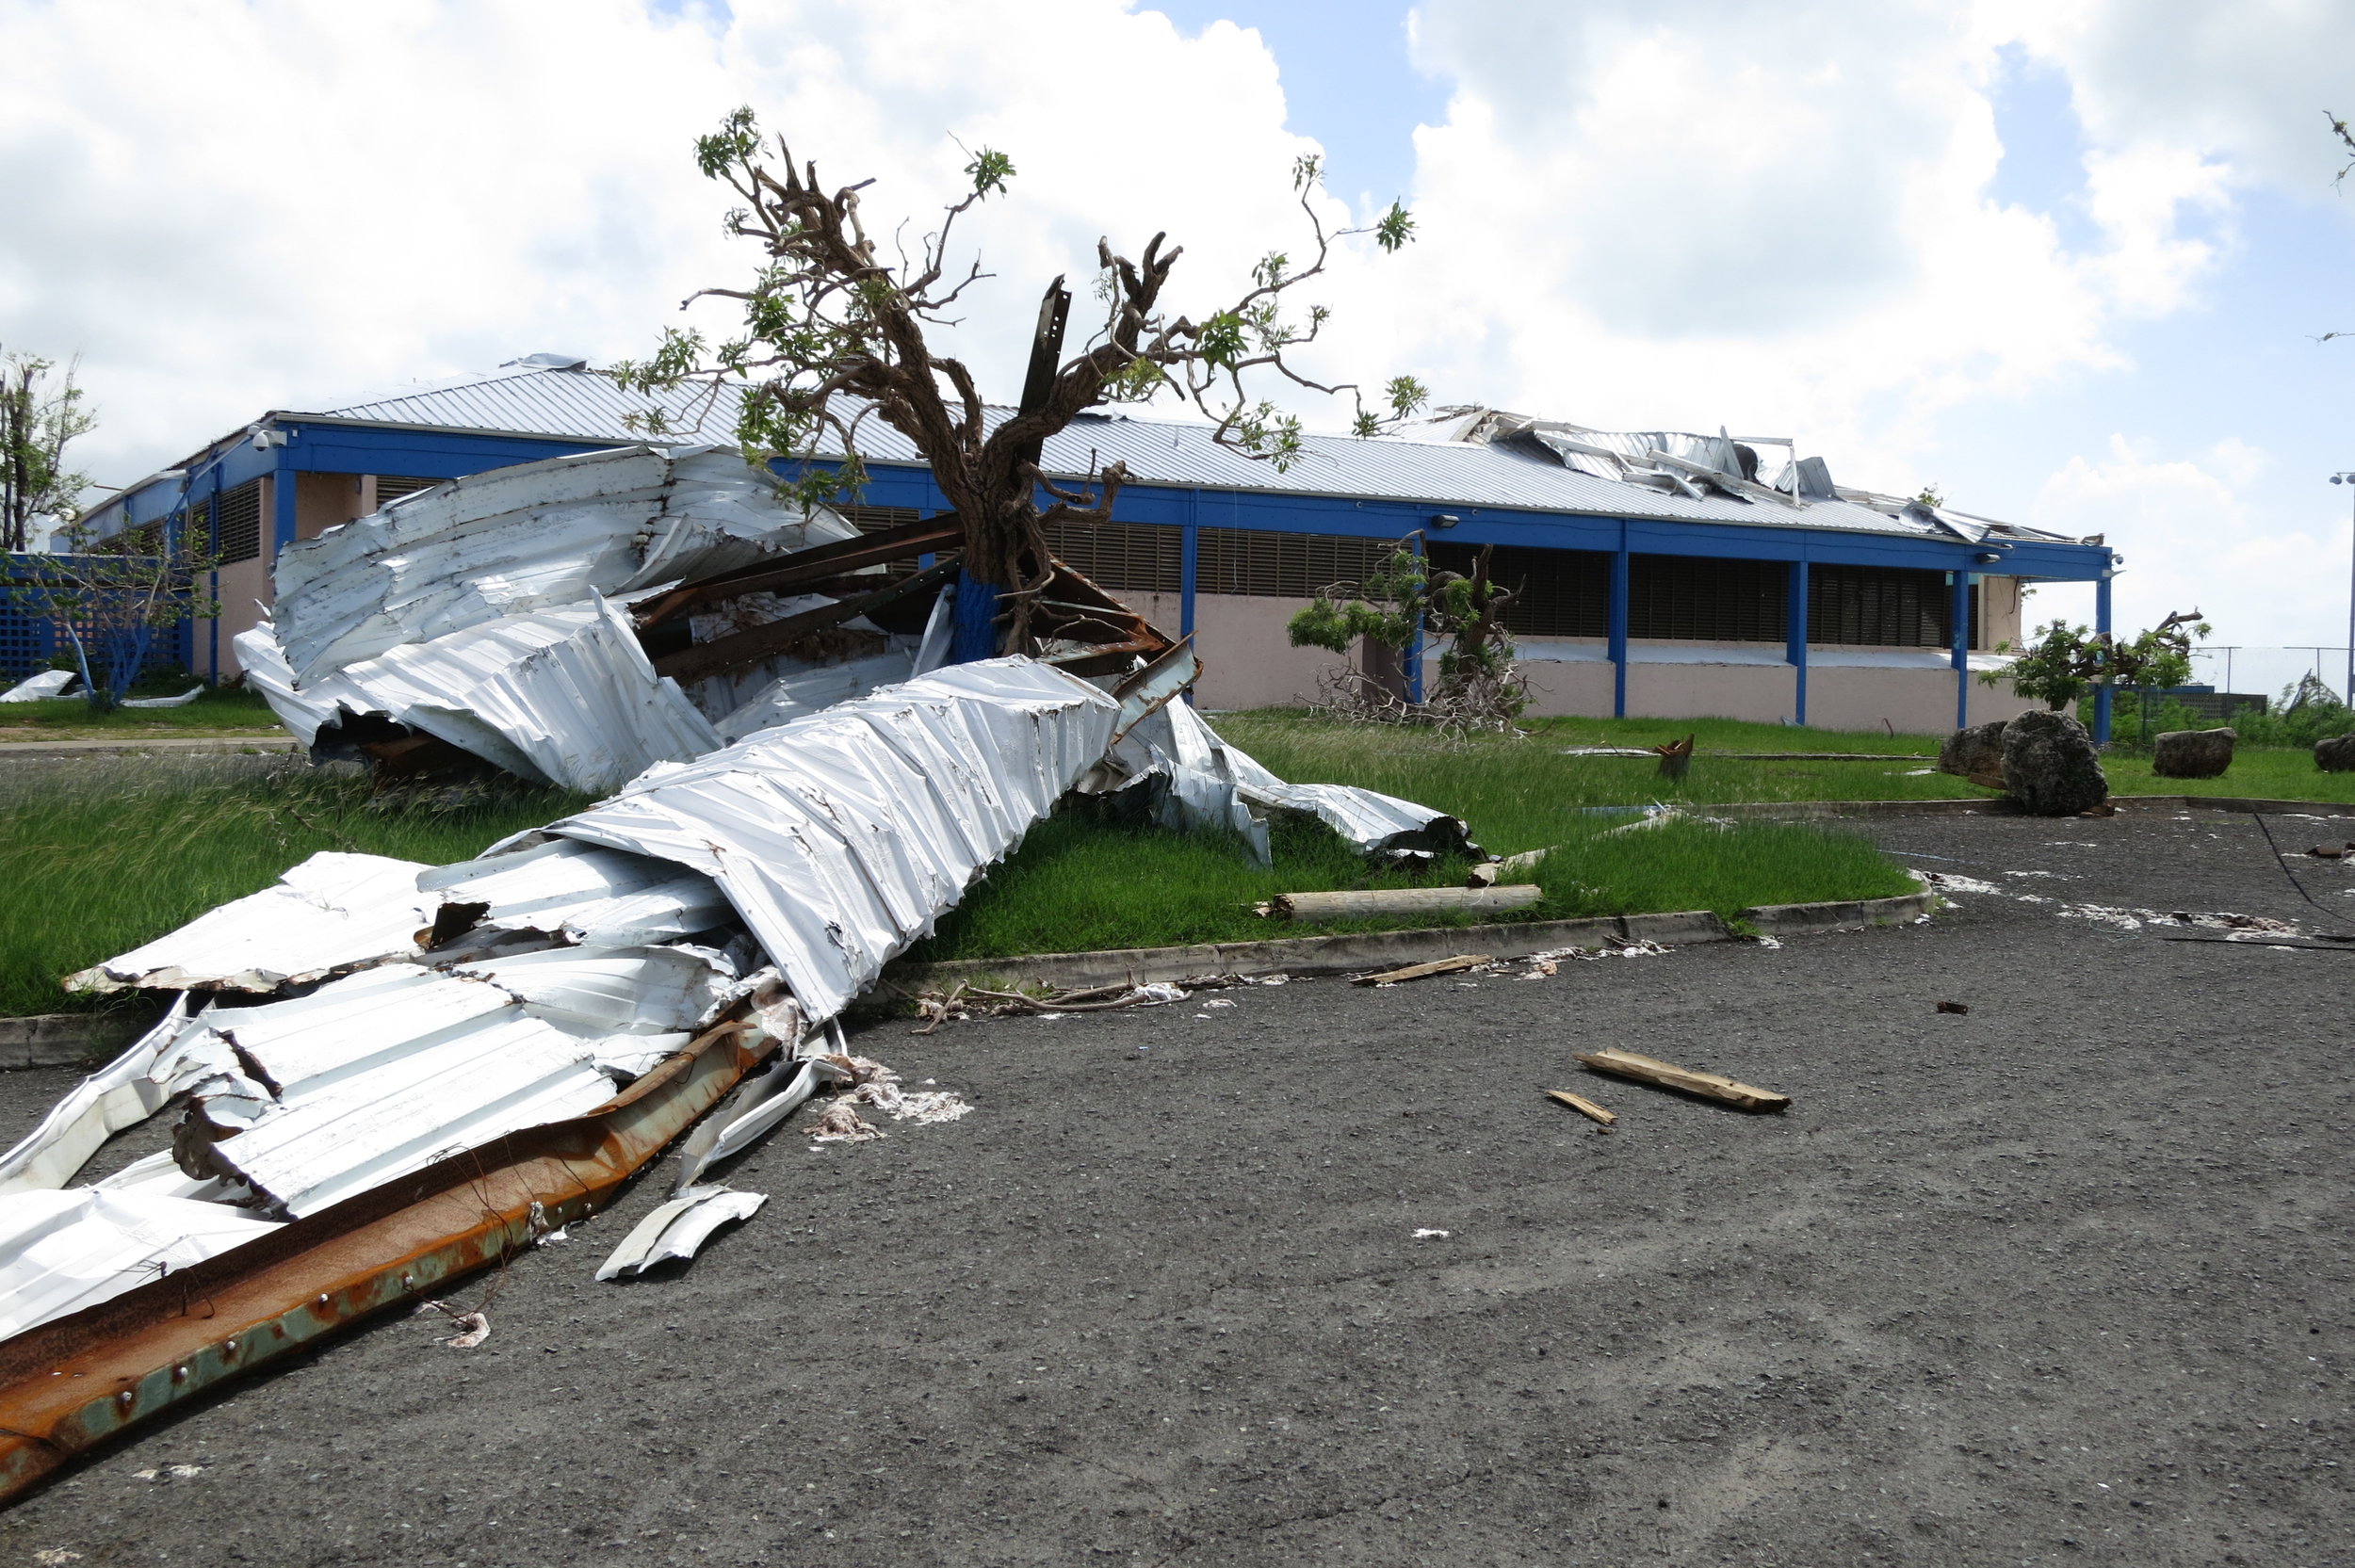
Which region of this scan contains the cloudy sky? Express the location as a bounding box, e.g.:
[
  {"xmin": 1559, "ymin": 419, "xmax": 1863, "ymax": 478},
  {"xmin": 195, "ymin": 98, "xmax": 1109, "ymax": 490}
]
[{"xmin": 4, "ymin": 0, "xmax": 2353, "ymax": 675}]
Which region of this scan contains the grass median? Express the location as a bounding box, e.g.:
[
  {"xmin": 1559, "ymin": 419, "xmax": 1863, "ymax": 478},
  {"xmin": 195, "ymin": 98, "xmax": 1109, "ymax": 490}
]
[
  {"xmin": 0, "ymin": 758, "xmax": 583, "ymax": 1017},
  {"xmin": 31, "ymin": 703, "xmax": 2316, "ymax": 1014},
  {"xmin": 0, "ymin": 686, "xmax": 288, "ymax": 742}
]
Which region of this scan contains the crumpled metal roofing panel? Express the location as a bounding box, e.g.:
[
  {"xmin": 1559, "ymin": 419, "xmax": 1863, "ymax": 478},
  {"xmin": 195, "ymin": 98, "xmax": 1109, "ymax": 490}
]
[
  {"xmin": 260, "ymin": 597, "xmax": 721, "ymax": 796},
  {"xmin": 0, "ymin": 1188, "xmax": 284, "ymax": 1342},
  {"xmin": 531, "ymin": 657, "xmax": 1119, "ymax": 1023},
  {"xmin": 419, "ymin": 836, "xmax": 739, "ymax": 946},
  {"xmin": 68, "ymin": 853, "xmax": 434, "ymax": 994},
  {"xmin": 310, "ymin": 369, "xmax": 2067, "ymax": 543},
  {"xmin": 269, "ymin": 445, "xmax": 857, "ymax": 684}
]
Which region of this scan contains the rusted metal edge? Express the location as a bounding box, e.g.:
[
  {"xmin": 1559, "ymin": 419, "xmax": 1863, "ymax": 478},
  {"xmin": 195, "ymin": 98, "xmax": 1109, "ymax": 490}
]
[{"xmin": 0, "ymin": 1018, "xmax": 769, "ymax": 1505}]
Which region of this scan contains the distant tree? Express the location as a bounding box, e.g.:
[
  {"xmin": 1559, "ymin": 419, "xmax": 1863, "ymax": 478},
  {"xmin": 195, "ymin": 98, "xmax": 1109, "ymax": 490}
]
[
  {"xmin": 1, "ymin": 363, "xmax": 217, "ymax": 710},
  {"xmin": 1984, "ymin": 609, "xmax": 2208, "ymax": 712},
  {"xmin": 1287, "ymin": 538, "xmax": 1525, "ymax": 729},
  {"xmin": 9, "ymin": 509, "xmax": 218, "ymax": 712},
  {"xmin": 0, "ymin": 348, "xmax": 95, "ymax": 554},
  {"xmin": 615, "ymin": 107, "xmax": 1426, "ymax": 652}
]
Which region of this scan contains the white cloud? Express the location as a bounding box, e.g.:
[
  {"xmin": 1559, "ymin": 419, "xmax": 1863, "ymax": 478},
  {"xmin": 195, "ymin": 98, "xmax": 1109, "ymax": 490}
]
[
  {"xmin": 3, "ymin": 0, "xmax": 2350, "ymax": 655},
  {"xmin": 0, "ymin": 0, "xmax": 1342, "ymax": 487},
  {"xmin": 2030, "ymin": 433, "xmax": 2347, "ymax": 651}
]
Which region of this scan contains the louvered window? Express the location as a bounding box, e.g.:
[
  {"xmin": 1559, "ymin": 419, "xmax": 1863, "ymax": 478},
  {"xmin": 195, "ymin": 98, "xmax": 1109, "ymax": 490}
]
[
  {"xmin": 1428, "ymin": 543, "xmax": 1609, "ymax": 637},
  {"xmin": 212, "ymin": 481, "xmax": 262, "ymax": 564},
  {"xmin": 1629, "ymin": 555, "xmax": 1787, "ymax": 642},
  {"xmin": 1807, "ymin": 566, "xmax": 1967, "ymax": 647},
  {"xmin": 1194, "ymin": 529, "xmax": 1403, "ymax": 599},
  {"xmin": 832, "ymin": 502, "xmax": 923, "ymax": 534},
  {"xmin": 371, "ymin": 476, "xmax": 443, "ymax": 504},
  {"xmin": 1040, "ymin": 521, "xmax": 1182, "ymax": 593}
]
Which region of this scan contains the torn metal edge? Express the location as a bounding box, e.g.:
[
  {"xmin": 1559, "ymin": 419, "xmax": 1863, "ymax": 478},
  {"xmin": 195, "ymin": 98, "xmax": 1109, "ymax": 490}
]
[{"xmin": 0, "ymin": 1015, "xmax": 770, "ymax": 1504}]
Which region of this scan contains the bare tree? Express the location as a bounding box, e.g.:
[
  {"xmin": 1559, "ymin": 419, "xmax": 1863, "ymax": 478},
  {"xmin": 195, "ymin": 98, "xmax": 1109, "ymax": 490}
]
[
  {"xmin": 616, "ymin": 108, "xmax": 1427, "ymax": 652},
  {"xmin": 0, "ymin": 348, "xmax": 95, "ymax": 554}
]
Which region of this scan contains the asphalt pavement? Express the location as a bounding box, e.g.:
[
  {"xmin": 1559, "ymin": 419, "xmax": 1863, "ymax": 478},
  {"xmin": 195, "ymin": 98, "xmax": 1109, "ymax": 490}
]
[{"xmin": 1, "ymin": 808, "xmax": 2350, "ymax": 1567}]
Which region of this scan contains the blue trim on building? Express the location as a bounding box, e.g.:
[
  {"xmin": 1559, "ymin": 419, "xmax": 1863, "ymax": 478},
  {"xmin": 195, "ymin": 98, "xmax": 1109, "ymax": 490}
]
[{"xmin": 1786, "ymin": 559, "xmax": 1810, "ymax": 726}]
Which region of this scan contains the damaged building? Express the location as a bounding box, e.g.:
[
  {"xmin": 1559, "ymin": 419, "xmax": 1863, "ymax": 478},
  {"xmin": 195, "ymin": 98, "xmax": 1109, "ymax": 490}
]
[{"xmin": 57, "ymin": 355, "xmax": 2119, "ymax": 736}]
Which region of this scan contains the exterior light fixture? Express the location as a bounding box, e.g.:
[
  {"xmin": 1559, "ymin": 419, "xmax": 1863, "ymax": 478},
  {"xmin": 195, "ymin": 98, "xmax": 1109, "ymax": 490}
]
[
  {"xmin": 1974, "ymin": 551, "xmax": 2002, "ymax": 563},
  {"xmin": 1431, "ymin": 512, "xmax": 1460, "ymax": 528}
]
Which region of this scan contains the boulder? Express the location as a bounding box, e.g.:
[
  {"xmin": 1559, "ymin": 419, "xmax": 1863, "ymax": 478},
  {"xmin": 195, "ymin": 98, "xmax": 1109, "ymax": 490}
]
[
  {"xmin": 2152, "ymin": 727, "xmax": 2234, "ymax": 779},
  {"xmin": 2001, "ymin": 709, "xmax": 2108, "ymax": 816},
  {"xmin": 2319, "ymin": 735, "xmax": 2355, "ymax": 773},
  {"xmin": 1938, "ymin": 719, "xmax": 2011, "ymax": 789}
]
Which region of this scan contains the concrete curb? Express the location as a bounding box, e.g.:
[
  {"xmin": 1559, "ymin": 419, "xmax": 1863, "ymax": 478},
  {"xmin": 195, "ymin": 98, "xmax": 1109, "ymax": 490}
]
[
  {"xmin": 0, "ymin": 736, "xmax": 297, "ymax": 760},
  {"xmin": 875, "ymin": 889, "xmax": 1937, "ymax": 1000},
  {"xmin": 1707, "ymin": 794, "xmax": 2355, "ymax": 821},
  {"xmin": 0, "ymin": 1010, "xmax": 158, "ymax": 1070}
]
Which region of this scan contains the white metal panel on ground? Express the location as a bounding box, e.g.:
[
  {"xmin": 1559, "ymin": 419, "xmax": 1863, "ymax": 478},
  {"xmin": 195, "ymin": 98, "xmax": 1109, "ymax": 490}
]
[
  {"xmin": 0, "ymin": 998, "xmax": 190, "ymax": 1195},
  {"xmin": 269, "ymin": 445, "xmax": 858, "ymax": 683},
  {"xmin": 419, "ymin": 836, "xmax": 737, "ymax": 946},
  {"xmin": 232, "ymin": 625, "xmax": 338, "ymax": 745},
  {"xmin": 0, "ymin": 671, "xmax": 75, "ymax": 703},
  {"xmin": 69, "ymin": 852, "xmax": 434, "ymax": 994},
  {"xmin": 207, "ymin": 1011, "xmax": 618, "ymax": 1217},
  {"xmin": 531, "ymin": 658, "xmax": 1120, "ymax": 1022},
  {"xmin": 0, "ymin": 1188, "xmax": 284, "ymax": 1340},
  {"xmin": 452, "ymin": 943, "xmax": 739, "ymax": 1035}
]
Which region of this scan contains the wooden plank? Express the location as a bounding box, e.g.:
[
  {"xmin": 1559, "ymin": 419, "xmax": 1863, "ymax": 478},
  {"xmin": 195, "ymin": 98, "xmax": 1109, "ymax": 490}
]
[
  {"xmin": 632, "ymin": 515, "xmax": 964, "ymax": 629},
  {"xmin": 651, "ymin": 557, "xmax": 961, "ymax": 682},
  {"xmin": 1572, "ymin": 1046, "xmax": 1791, "ymax": 1112},
  {"xmin": 1543, "ymin": 1089, "xmax": 1617, "ymax": 1126},
  {"xmin": 1351, "ymin": 954, "xmax": 1491, "ymax": 986}
]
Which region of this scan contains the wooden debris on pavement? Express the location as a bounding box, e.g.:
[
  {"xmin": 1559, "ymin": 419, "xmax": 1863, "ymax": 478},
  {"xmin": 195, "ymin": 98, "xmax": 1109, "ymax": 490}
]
[
  {"xmin": 1543, "ymin": 1089, "xmax": 1617, "ymax": 1126},
  {"xmin": 1572, "ymin": 1046, "xmax": 1791, "ymax": 1112},
  {"xmin": 1353, "ymin": 954, "xmax": 1491, "ymax": 986},
  {"xmin": 1936, "ymin": 1000, "xmax": 1970, "ymax": 1014}
]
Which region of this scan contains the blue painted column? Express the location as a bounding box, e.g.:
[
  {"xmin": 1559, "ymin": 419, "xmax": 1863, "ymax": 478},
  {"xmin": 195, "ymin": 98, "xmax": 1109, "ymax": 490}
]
[
  {"xmin": 950, "ymin": 569, "xmax": 1000, "ymax": 663},
  {"xmin": 1609, "ymin": 528, "xmax": 1631, "ymax": 719},
  {"xmin": 1951, "ymin": 569, "xmax": 1972, "ymax": 730},
  {"xmin": 2093, "ymin": 568, "xmax": 2115, "ymax": 744},
  {"xmin": 1179, "ymin": 501, "xmax": 1198, "ymax": 642},
  {"xmin": 1406, "ymin": 531, "xmax": 1426, "ymax": 703},
  {"xmin": 206, "ymin": 460, "xmax": 223, "ymax": 680},
  {"xmin": 1787, "ymin": 558, "xmax": 1810, "ymax": 727},
  {"xmin": 270, "ymin": 443, "xmax": 297, "ymax": 557}
]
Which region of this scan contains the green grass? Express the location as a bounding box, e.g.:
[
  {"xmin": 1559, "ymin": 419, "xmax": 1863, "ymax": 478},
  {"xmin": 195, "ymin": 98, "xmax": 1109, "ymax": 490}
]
[
  {"xmin": 0, "ymin": 759, "xmax": 585, "ymax": 1017},
  {"xmin": 0, "ymin": 686, "xmax": 287, "ymax": 740},
  {"xmin": 908, "ymin": 806, "xmax": 1916, "ymax": 963},
  {"xmin": 1209, "ymin": 710, "xmax": 2355, "ymax": 832}
]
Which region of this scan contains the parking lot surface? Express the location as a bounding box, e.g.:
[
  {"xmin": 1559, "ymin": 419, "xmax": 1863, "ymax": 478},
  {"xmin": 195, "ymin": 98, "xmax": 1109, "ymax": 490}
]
[{"xmin": 1, "ymin": 809, "xmax": 2349, "ymax": 1566}]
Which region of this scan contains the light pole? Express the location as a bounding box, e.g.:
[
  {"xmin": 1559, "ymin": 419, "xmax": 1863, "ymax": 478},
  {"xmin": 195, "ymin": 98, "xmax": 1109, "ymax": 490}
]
[{"xmin": 2332, "ymin": 473, "xmax": 2355, "ymax": 704}]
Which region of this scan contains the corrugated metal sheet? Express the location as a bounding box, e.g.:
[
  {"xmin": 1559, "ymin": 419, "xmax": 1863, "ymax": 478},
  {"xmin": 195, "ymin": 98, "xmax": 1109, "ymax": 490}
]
[
  {"xmin": 269, "ymin": 445, "xmax": 857, "ymax": 684},
  {"xmin": 252, "ymin": 597, "xmax": 721, "ymax": 796},
  {"xmin": 530, "ymin": 657, "xmax": 1121, "ymax": 1024},
  {"xmin": 305, "ymin": 367, "xmax": 2070, "ymax": 543},
  {"xmin": 0, "ymin": 1188, "xmax": 284, "ymax": 1342},
  {"xmin": 67, "ymin": 853, "xmax": 434, "ymax": 994},
  {"xmin": 418, "ymin": 836, "xmax": 739, "ymax": 946}
]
